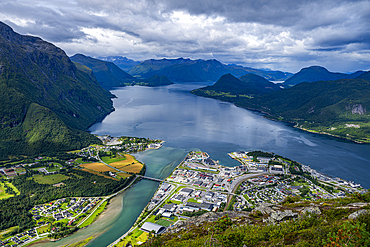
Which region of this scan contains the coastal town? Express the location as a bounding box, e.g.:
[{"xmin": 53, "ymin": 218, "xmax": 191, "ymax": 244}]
[
  {"xmin": 0, "ymin": 136, "xmax": 162, "ymax": 247},
  {"xmin": 0, "ymin": 139, "xmax": 366, "ymax": 247},
  {"xmin": 112, "ymin": 150, "xmax": 365, "ymax": 246},
  {"xmin": 0, "ymin": 197, "xmax": 104, "ymax": 246}
]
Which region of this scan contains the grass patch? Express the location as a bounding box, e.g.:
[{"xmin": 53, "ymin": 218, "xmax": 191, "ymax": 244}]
[
  {"xmin": 75, "ymin": 158, "xmax": 92, "ymax": 164},
  {"xmin": 36, "ymin": 225, "xmax": 49, "ymax": 235},
  {"xmin": 32, "ymin": 174, "xmax": 70, "ymax": 184},
  {"xmin": 0, "ymin": 182, "xmax": 20, "ymax": 199},
  {"xmin": 155, "ymin": 219, "xmax": 173, "ymax": 227},
  {"xmin": 187, "ymin": 198, "xmax": 200, "ymax": 203},
  {"xmin": 79, "ymin": 201, "xmax": 107, "ymax": 228},
  {"xmin": 101, "ymin": 155, "xmax": 126, "ymax": 164},
  {"xmin": 0, "ymin": 183, "xmax": 13, "ymax": 200},
  {"xmin": 0, "ymin": 226, "xmax": 19, "ymax": 239},
  {"xmin": 117, "ymin": 230, "xmax": 149, "ymax": 247},
  {"xmin": 116, "ymin": 172, "xmax": 131, "ymax": 179},
  {"xmin": 65, "ymin": 236, "xmax": 96, "ymax": 247}
]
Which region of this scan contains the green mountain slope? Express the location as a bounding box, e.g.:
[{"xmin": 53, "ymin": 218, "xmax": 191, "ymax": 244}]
[
  {"xmin": 283, "ymin": 66, "xmax": 364, "ymax": 88},
  {"xmin": 240, "ymin": 78, "xmax": 370, "ymax": 142},
  {"xmin": 191, "ymin": 73, "xmax": 281, "ymax": 101},
  {"xmin": 129, "ymin": 58, "xmax": 292, "ymax": 82},
  {"xmin": 0, "ymin": 22, "xmax": 114, "ymax": 158},
  {"xmin": 70, "ymin": 54, "xmax": 135, "ymax": 89},
  {"xmin": 356, "ymin": 70, "xmax": 370, "ymax": 80},
  {"xmin": 21, "ymin": 103, "xmax": 99, "ymax": 154}
]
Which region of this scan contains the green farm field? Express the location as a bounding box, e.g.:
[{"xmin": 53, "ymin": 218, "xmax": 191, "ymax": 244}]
[{"xmin": 32, "ymin": 174, "xmax": 70, "ymax": 184}]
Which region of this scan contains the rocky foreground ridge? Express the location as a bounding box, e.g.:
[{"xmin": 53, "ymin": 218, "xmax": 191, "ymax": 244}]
[{"xmin": 143, "ymin": 193, "xmax": 370, "ymax": 247}]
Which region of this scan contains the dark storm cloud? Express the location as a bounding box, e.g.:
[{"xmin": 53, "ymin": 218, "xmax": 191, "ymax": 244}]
[
  {"xmin": 0, "ymin": 0, "xmax": 369, "ymax": 72},
  {"xmin": 0, "ymin": 0, "xmax": 139, "ymax": 42}
]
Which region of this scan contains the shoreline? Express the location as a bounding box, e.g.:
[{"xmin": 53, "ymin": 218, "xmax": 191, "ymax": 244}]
[
  {"xmin": 233, "ymin": 102, "xmax": 370, "ymax": 144},
  {"xmin": 107, "ymin": 152, "xmax": 188, "ymax": 246},
  {"xmin": 192, "ymin": 88, "xmax": 370, "ymax": 144}
]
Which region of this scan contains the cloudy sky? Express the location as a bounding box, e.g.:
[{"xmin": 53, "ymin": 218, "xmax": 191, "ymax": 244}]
[{"xmin": 1, "ymin": 0, "xmax": 370, "ymax": 73}]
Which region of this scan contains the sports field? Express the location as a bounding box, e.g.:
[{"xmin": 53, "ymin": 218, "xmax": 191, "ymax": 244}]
[
  {"xmin": 156, "ymin": 219, "xmax": 173, "ymax": 227},
  {"xmin": 32, "ymin": 174, "xmax": 70, "ymax": 184}
]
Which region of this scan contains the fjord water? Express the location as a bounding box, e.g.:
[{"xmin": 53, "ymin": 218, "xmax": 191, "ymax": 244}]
[
  {"xmin": 90, "ymin": 83, "xmax": 370, "ymax": 187},
  {"xmin": 41, "ymin": 83, "xmax": 369, "ymax": 247}
]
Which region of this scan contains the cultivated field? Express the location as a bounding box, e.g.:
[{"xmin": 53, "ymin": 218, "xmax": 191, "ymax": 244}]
[
  {"xmin": 80, "ymin": 168, "xmax": 118, "ymax": 180},
  {"xmin": 116, "ymin": 172, "xmax": 131, "ymax": 179},
  {"xmin": 119, "ymin": 164, "xmax": 143, "ymax": 174},
  {"xmin": 80, "ymin": 163, "xmax": 116, "ymax": 172},
  {"xmin": 109, "ymin": 154, "xmax": 143, "ymax": 173}
]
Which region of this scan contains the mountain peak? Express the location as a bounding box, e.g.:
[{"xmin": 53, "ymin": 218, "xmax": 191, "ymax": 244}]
[
  {"xmin": 283, "ymin": 65, "xmax": 360, "ymax": 87},
  {"xmin": 301, "ymin": 66, "xmax": 329, "ymax": 72},
  {"xmin": 70, "ymin": 54, "xmax": 134, "ymax": 89}
]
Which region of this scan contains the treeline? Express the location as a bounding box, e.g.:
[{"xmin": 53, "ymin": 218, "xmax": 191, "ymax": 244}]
[
  {"xmin": 0, "ymin": 169, "xmax": 134, "ymax": 231},
  {"xmin": 49, "ymin": 226, "xmax": 78, "ymax": 240}
]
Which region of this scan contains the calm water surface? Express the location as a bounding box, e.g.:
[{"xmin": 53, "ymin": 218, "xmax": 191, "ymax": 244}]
[
  {"xmin": 42, "ymin": 83, "xmax": 369, "ymax": 246},
  {"xmin": 90, "ymin": 83, "xmax": 370, "ymax": 187}
]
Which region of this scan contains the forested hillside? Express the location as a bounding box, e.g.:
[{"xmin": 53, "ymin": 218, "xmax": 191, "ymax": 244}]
[
  {"xmin": 70, "ymin": 54, "xmax": 135, "ymax": 89},
  {"xmin": 0, "ymin": 22, "xmax": 114, "ymax": 159},
  {"xmin": 192, "ymin": 73, "xmax": 281, "ymax": 100}
]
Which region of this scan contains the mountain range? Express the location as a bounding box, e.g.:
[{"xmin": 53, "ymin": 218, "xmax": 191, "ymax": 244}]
[
  {"xmin": 71, "ymin": 54, "xmax": 173, "ymax": 88},
  {"xmin": 283, "ymin": 66, "xmax": 365, "ymax": 88},
  {"xmin": 1, "ymin": 19, "xmax": 369, "ymax": 160},
  {"xmin": 0, "ymin": 22, "xmax": 114, "ymax": 158},
  {"xmin": 128, "ymin": 58, "xmax": 293, "ymax": 82},
  {"xmin": 192, "ymin": 73, "xmax": 281, "ymax": 100},
  {"xmin": 97, "ymin": 56, "xmax": 140, "ymax": 71},
  {"xmin": 191, "ymin": 66, "xmax": 370, "ymax": 142},
  {"xmin": 70, "ymin": 54, "xmax": 135, "ymax": 89}
]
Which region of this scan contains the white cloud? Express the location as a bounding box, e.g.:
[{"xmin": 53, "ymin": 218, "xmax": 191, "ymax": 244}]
[{"xmin": 0, "ymin": 0, "xmax": 369, "ymax": 72}]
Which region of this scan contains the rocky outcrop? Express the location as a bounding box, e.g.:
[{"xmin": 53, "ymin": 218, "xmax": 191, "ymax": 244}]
[
  {"xmin": 299, "ymin": 206, "xmax": 321, "ymax": 215},
  {"xmin": 167, "ymin": 204, "xmax": 327, "ymax": 234},
  {"xmin": 269, "ymin": 210, "xmax": 298, "ymax": 222},
  {"xmin": 255, "ymin": 203, "xmax": 281, "ymax": 214},
  {"xmin": 346, "ymin": 104, "xmax": 366, "ymax": 115},
  {"xmin": 348, "ymin": 209, "xmax": 369, "ymax": 220},
  {"xmin": 166, "ymin": 211, "xmax": 250, "ymax": 234}
]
